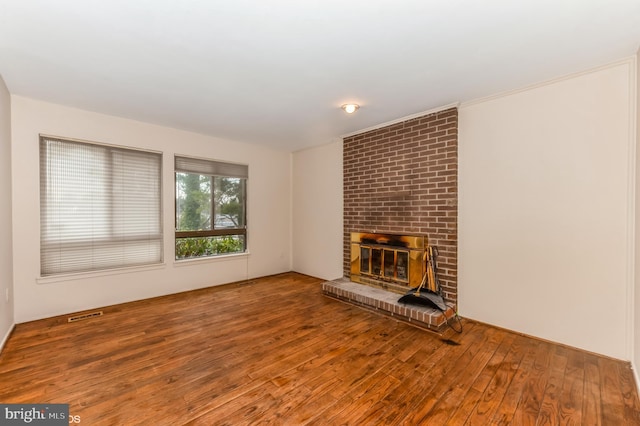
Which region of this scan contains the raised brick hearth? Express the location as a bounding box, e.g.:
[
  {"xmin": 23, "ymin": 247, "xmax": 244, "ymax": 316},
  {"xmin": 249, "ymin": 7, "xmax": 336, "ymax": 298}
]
[{"xmin": 322, "ymin": 279, "xmax": 455, "ymax": 333}]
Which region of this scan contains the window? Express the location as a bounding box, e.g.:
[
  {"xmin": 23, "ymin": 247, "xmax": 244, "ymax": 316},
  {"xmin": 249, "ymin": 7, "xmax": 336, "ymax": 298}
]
[
  {"xmin": 40, "ymin": 136, "xmax": 163, "ymax": 276},
  {"xmin": 175, "ymin": 156, "xmax": 247, "ymax": 260}
]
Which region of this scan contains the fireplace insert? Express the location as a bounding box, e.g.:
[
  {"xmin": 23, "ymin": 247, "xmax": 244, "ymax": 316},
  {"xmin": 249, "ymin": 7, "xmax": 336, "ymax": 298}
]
[{"xmin": 350, "ymin": 232, "xmax": 426, "ymax": 292}]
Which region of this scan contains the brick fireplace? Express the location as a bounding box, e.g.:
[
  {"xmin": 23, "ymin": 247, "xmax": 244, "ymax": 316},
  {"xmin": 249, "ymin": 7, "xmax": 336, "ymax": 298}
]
[
  {"xmin": 322, "ymin": 107, "xmax": 458, "ymax": 331},
  {"xmin": 342, "ymin": 107, "xmax": 458, "ymax": 306}
]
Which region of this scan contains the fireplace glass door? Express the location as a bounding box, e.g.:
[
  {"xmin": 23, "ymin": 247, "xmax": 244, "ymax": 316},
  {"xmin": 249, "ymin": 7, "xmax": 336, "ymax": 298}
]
[
  {"xmin": 360, "ymin": 246, "xmax": 409, "ymax": 283},
  {"xmin": 396, "ymin": 251, "xmax": 408, "ymax": 281},
  {"xmin": 371, "ymin": 248, "xmax": 382, "ymax": 275}
]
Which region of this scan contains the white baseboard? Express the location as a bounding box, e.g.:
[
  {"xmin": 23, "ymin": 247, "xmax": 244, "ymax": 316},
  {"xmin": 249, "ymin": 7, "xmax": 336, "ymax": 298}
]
[{"xmin": 0, "ymin": 323, "xmax": 15, "ymax": 355}]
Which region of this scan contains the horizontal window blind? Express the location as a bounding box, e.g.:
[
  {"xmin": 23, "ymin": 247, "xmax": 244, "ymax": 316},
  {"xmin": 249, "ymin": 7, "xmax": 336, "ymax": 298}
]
[
  {"xmin": 40, "ymin": 136, "xmax": 163, "ymax": 276},
  {"xmin": 175, "ymin": 156, "xmax": 248, "ymax": 178}
]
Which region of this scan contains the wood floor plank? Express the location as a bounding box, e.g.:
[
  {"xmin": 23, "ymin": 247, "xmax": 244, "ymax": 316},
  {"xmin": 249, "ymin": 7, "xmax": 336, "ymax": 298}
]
[
  {"xmin": 402, "ymin": 325, "xmax": 503, "ymax": 424},
  {"xmin": 488, "ymin": 337, "xmax": 540, "ymax": 425},
  {"xmin": 322, "ymin": 370, "xmax": 402, "ymax": 424},
  {"xmin": 367, "ymin": 338, "xmax": 464, "ymax": 424},
  {"xmin": 460, "ymin": 333, "xmax": 530, "ymax": 424},
  {"xmin": 390, "ymin": 322, "xmax": 494, "ymax": 424},
  {"xmin": 557, "ymin": 348, "xmax": 585, "ymax": 425},
  {"xmin": 514, "ymin": 341, "xmax": 556, "ymax": 425},
  {"xmin": 618, "ymin": 361, "xmax": 640, "ymax": 424},
  {"xmin": 351, "ymin": 328, "xmax": 448, "ymax": 423},
  {"xmin": 598, "ymin": 356, "xmax": 640, "ymax": 425},
  {"xmin": 536, "ymin": 345, "xmax": 569, "ymax": 425},
  {"xmin": 0, "ymin": 272, "xmax": 639, "ymax": 425},
  {"xmin": 276, "ymin": 378, "xmax": 342, "ymax": 424},
  {"xmin": 582, "ymin": 353, "xmax": 603, "ymax": 426},
  {"xmin": 443, "ymin": 329, "xmax": 518, "ymax": 425}
]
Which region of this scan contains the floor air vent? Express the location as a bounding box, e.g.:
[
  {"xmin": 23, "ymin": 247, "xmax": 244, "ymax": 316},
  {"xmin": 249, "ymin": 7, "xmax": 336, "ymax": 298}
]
[{"xmin": 68, "ymin": 311, "xmax": 103, "ymax": 323}]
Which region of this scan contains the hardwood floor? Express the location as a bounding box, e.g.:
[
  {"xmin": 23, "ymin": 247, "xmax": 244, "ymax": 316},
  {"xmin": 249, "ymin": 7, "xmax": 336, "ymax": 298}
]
[{"xmin": 1, "ymin": 272, "xmax": 639, "ymax": 425}]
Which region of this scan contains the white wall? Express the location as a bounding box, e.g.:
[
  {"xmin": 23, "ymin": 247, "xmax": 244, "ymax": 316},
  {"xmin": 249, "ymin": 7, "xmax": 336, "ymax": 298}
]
[
  {"xmin": 291, "ymin": 140, "xmax": 344, "ymax": 280},
  {"xmin": 11, "ymin": 96, "xmax": 292, "ymax": 323},
  {"xmin": 0, "ymin": 75, "xmax": 14, "ymax": 350},
  {"xmin": 459, "ymin": 59, "xmax": 635, "ymax": 360}
]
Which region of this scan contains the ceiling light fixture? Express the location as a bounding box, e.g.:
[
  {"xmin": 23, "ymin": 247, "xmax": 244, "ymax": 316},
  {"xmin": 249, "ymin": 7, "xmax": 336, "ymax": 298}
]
[{"xmin": 341, "ymin": 104, "xmax": 360, "ymax": 114}]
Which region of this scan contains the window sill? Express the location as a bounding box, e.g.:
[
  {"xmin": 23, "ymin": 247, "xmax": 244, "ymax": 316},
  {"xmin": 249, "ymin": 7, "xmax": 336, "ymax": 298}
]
[
  {"xmin": 173, "ymin": 251, "xmax": 250, "ymax": 267},
  {"xmin": 37, "ymin": 263, "xmax": 167, "ymax": 285}
]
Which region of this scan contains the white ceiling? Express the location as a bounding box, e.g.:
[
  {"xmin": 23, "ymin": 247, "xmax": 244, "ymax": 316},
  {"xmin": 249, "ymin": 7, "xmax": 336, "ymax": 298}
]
[{"xmin": 1, "ymin": 1, "xmax": 639, "ymax": 152}]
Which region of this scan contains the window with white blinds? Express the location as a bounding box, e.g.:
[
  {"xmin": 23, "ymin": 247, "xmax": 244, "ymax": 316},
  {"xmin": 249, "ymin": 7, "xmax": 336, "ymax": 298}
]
[{"xmin": 40, "ymin": 136, "xmax": 163, "ymax": 276}]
